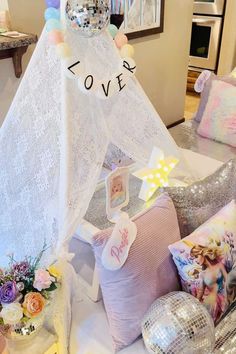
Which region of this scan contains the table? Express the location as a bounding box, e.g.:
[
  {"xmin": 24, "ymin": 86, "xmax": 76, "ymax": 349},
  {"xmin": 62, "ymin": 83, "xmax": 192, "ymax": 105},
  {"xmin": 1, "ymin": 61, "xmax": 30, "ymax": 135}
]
[{"xmin": 0, "ymin": 33, "xmax": 37, "ymax": 78}]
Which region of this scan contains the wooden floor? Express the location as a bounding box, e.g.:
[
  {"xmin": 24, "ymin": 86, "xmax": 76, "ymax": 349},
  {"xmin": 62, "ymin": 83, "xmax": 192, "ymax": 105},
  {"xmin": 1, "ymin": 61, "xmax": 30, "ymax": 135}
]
[{"xmin": 184, "ymin": 93, "xmax": 200, "ymax": 120}]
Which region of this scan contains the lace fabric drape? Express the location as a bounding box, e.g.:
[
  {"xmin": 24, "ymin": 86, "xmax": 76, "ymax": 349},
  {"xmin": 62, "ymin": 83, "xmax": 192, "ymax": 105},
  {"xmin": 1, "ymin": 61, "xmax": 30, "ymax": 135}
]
[
  {"xmin": 0, "ymin": 9, "xmax": 189, "ymax": 352},
  {"xmin": 0, "ymin": 30, "xmax": 60, "ymax": 267}
]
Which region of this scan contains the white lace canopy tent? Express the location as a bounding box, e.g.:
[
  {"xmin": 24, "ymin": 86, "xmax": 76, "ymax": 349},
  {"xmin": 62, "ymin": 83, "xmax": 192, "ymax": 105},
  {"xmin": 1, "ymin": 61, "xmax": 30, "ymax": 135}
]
[
  {"xmin": 0, "ymin": 1, "xmax": 190, "ymax": 351},
  {"xmin": 0, "ymin": 24, "xmax": 189, "ymax": 267}
]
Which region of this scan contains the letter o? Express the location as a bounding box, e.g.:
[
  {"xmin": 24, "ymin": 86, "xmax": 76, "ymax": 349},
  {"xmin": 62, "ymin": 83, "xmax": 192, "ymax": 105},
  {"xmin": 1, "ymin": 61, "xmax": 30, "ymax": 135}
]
[{"xmin": 84, "ymin": 75, "xmax": 94, "ymax": 90}]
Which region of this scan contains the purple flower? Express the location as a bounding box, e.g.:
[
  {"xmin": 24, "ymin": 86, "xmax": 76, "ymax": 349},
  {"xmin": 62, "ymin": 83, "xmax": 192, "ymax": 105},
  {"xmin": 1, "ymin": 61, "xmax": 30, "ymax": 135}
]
[
  {"xmin": 12, "ymin": 261, "xmax": 30, "ymax": 277},
  {"xmin": 0, "ymin": 281, "xmax": 18, "ymax": 304}
]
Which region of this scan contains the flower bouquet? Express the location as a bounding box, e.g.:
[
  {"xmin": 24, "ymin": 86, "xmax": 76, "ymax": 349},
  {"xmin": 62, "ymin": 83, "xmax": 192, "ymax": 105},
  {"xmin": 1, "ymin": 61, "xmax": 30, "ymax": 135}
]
[{"xmin": 0, "ymin": 243, "xmax": 60, "ymax": 341}]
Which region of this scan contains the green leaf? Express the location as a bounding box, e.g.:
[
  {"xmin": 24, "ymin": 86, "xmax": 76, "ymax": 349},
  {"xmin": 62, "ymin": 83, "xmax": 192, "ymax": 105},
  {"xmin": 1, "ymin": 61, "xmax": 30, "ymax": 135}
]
[
  {"xmin": 21, "ymin": 316, "xmax": 29, "ymax": 324},
  {"xmin": 46, "ymin": 282, "xmax": 57, "ymax": 292},
  {"xmin": 32, "ymin": 240, "xmax": 50, "ymax": 269}
]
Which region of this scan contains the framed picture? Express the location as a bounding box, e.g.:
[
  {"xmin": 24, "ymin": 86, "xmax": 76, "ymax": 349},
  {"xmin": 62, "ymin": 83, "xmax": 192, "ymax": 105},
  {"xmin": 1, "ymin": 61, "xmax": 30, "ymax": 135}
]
[
  {"xmin": 105, "ymin": 167, "xmax": 130, "ymax": 221},
  {"xmin": 110, "ymin": 0, "xmax": 165, "ymax": 39}
]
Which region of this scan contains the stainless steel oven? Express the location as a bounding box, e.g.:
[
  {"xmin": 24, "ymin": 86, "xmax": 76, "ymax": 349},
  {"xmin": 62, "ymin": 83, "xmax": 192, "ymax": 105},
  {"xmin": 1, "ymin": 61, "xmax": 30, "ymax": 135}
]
[
  {"xmin": 189, "ymin": 15, "xmax": 223, "ymax": 70},
  {"xmin": 193, "ymin": 0, "xmax": 225, "ymax": 16}
]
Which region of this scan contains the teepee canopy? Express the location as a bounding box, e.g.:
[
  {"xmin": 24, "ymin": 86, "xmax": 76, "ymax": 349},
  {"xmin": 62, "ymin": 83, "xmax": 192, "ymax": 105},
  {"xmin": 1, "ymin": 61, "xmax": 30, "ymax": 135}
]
[
  {"xmin": 0, "ymin": 2, "xmax": 190, "ymax": 268},
  {"xmin": 0, "ymin": 2, "xmax": 195, "ymax": 352}
]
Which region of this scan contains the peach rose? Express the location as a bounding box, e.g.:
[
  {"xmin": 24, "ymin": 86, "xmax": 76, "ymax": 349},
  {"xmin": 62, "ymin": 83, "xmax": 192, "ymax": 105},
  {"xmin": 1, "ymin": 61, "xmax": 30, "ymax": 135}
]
[{"xmin": 22, "ymin": 292, "xmax": 45, "ymax": 318}]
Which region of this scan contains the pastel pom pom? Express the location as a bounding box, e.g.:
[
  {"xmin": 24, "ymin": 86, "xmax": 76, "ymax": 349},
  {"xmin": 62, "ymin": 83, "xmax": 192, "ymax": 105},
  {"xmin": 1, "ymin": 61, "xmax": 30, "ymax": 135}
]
[
  {"xmin": 108, "ymin": 24, "xmax": 118, "ymax": 39},
  {"xmin": 120, "ymin": 44, "xmax": 134, "ymax": 58},
  {"xmin": 44, "ymin": 7, "xmax": 60, "ymax": 21},
  {"xmin": 114, "ymin": 33, "xmax": 128, "ymax": 49},
  {"xmin": 46, "ymin": 18, "xmax": 61, "ymax": 32},
  {"xmin": 48, "ymin": 30, "xmax": 64, "ymax": 44},
  {"xmin": 46, "ymin": 0, "xmax": 60, "ymax": 8},
  {"xmin": 56, "ymin": 42, "xmax": 72, "ymax": 59}
]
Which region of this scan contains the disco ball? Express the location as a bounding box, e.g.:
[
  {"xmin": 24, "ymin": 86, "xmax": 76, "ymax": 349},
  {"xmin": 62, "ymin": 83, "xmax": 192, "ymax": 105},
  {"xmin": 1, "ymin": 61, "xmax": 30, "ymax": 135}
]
[
  {"xmin": 65, "ymin": 0, "xmax": 110, "ymax": 37},
  {"xmin": 142, "ymin": 292, "xmax": 215, "ymax": 354}
]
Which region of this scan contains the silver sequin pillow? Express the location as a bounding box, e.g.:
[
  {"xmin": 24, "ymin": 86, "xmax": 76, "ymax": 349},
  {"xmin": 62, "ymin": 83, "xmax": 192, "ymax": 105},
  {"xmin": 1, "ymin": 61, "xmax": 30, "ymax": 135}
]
[{"xmin": 166, "ymin": 159, "xmax": 236, "ymax": 238}]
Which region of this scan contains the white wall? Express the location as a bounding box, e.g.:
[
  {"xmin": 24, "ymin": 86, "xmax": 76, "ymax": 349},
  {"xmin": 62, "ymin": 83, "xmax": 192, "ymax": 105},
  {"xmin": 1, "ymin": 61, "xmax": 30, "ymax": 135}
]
[
  {"xmin": 218, "ymin": 0, "xmax": 236, "ymax": 75},
  {"xmin": 0, "ymin": 60, "xmax": 19, "ymax": 125},
  {"xmin": 0, "ymin": 0, "xmax": 8, "ymax": 10},
  {"xmin": 133, "ymin": 0, "xmax": 193, "ymax": 126},
  {"xmin": 0, "ymin": 1, "xmax": 11, "ymax": 125},
  {"xmin": 0, "ymin": 0, "xmax": 193, "ymax": 127},
  {"xmin": 0, "ymin": 0, "xmax": 45, "ymax": 126}
]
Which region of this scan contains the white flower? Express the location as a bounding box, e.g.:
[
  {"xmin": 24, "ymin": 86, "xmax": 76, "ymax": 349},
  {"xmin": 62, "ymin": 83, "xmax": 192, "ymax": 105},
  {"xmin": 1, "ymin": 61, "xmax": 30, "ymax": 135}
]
[{"xmin": 0, "ymin": 302, "xmax": 23, "ymax": 325}]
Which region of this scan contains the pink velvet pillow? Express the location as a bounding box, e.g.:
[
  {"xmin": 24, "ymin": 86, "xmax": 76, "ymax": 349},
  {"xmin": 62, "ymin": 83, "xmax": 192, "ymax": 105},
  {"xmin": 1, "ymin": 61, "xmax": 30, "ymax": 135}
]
[
  {"xmin": 92, "ymin": 193, "xmax": 181, "ymax": 352},
  {"xmin": 197, "ymin": 80, "xmax": 236, "ymax": 147}
]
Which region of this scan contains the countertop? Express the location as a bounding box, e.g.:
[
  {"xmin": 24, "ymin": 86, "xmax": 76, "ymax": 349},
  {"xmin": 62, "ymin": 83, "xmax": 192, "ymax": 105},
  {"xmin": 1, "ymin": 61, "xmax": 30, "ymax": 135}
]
[{"xmin": 0, "ymin": 33, "xmax": 37, "ymax": 50}]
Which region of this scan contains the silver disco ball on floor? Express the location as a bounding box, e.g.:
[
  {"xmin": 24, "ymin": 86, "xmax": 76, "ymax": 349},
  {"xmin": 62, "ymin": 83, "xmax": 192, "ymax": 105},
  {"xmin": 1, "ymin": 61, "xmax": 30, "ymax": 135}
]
[{"xmin": 142, "ymin": 292, "xmax": 215, "ymax": 354}]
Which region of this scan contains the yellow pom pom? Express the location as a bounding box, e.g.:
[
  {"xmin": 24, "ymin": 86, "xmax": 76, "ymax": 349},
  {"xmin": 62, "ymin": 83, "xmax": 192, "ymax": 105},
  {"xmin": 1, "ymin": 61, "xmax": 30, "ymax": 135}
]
[
  {"xmin": 48, "ymin": 265, "xmax": 61, "ymax": 280},
  {"xmin": 120, "ymin": 44, "xmax": 134, "ymax": 58},
  {"xmin": 56, "ymin": 42, "xmax": 72, "ymax": 59}
]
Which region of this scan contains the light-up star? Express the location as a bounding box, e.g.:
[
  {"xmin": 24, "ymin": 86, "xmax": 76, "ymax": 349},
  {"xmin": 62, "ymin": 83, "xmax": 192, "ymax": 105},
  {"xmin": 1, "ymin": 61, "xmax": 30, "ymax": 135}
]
[{"xmin": 134, "ymin": 147, "xmax": 179, "ymax": 201}]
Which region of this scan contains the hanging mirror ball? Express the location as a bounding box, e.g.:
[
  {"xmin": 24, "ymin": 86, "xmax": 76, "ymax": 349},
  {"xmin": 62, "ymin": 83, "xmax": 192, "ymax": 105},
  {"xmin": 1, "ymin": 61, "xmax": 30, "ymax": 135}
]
[{"xmin": 65, "ymin": 0, "xmax": 110, "ymax": 37}]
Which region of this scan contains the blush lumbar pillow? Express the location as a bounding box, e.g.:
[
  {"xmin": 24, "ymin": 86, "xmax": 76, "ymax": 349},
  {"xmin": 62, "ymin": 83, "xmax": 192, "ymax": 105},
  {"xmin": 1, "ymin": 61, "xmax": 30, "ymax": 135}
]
[
  {"xmin": 195, "ymin": 73, "xmax": 236, "ymax": 123},
  {"xmin": 92, "ymin": 193, "xmax": 181, "ymax": 352},
  {"xmin": 169, "ymin": 200, "xmax": 236, "ymax": 324},
  {"xmin": 197, "ymin": 80, "xmax": 236, "ymax": 147}
]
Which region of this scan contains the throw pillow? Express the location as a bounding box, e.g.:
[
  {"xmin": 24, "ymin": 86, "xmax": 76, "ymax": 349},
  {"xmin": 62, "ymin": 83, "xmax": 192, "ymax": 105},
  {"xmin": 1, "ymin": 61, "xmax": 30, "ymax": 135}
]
[
  {"xmin": 166, "ymin": 159, "xmax": 236, "ymax": 238},
  {"xmin": 197, "ymin": 80, "xmax": 236, "ymax": 147},
  {"xmin": 92, "ymin": 193, "xmax": 181, "ymax": 352},
  {"xmin": 195, "ymin": 74, "xmax": 236, "ymax": 123},
  {"xmin": 169, "ymin": 200, "xmax": 236, "ymax": 324}
]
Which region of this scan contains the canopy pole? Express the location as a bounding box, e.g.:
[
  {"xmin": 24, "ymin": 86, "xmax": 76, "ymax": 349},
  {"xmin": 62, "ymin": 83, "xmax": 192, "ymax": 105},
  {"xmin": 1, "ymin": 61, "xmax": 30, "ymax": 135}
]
[{"xmin": 58, "ymin": 0, "xmax": 71, "ymax": 248}]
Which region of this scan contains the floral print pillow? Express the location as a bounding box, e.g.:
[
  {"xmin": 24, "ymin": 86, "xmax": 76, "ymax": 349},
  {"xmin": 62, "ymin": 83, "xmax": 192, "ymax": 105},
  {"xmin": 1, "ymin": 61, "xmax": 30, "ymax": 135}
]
[{"xmin": 169, "ymin": 200, "xmax": 236, "ymax": 323}]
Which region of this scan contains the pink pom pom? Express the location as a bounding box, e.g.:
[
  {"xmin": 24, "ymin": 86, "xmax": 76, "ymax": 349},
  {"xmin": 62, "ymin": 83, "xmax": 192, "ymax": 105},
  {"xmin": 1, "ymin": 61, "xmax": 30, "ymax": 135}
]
[
  {"xmin": 114, "ymin": 33, "xmax": 128, "ymax": 49},
  {"xmin": 48, "ymin": 30, "xmax": 64, "ymax": 45}
]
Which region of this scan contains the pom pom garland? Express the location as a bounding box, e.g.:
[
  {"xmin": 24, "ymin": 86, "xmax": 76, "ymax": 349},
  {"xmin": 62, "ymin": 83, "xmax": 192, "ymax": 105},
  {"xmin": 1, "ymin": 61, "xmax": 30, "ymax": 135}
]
[
  {"xmin": 44, "ymin": 0, "xmax": 134, "ymax": 61},
  {"xmin": 56, "ymin": 42, "xmax": 72, "ymax": 58},
  {"xmin": 48, "ymin": 30, "xmax": 64, "ymax": 45},
  {"xmin": 120, "ymin": 44, "xmax": 135, "ymax": 58},
  {"xmin": 44, "ymin": 7, "xmax": 60, "ymax": 21},
  {"xmin": 108, "ymin": 24, "xmax": 119, "ymax": 38},
  {"xmin": 45, "ymin": 0, "xmax": 60, "ymax": 8},
  {"xmin": 46, "ymin": 18, "xmax": 61, "ymax": 32},
  {"xmin": 114, "ymin": 33, "xmax": 128, "ymax": 48}
]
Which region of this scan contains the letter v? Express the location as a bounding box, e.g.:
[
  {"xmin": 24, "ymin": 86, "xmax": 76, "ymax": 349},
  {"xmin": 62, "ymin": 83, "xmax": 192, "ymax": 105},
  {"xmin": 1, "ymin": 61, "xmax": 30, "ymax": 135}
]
[{"xmin": 102, "ymin": 80, "xmax": 111, "ymax": 97}]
